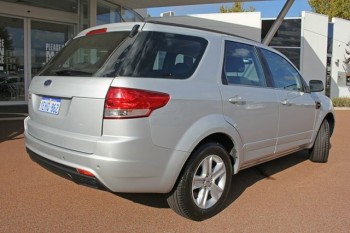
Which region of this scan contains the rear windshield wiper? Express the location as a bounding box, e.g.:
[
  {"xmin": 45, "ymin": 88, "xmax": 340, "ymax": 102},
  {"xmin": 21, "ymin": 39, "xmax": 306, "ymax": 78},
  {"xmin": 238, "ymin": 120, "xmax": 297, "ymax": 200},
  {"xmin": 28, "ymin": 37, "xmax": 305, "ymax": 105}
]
[{"xmin": 51, "ymin": 69, "xmax": 93, "ymax": 76}]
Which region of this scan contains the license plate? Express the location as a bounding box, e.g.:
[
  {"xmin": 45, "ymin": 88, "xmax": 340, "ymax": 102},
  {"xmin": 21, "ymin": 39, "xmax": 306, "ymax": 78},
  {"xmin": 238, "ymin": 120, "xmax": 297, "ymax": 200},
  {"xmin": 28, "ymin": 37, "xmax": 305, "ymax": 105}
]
[{"xmin": 39, "ymin": 97, "xmax": 61, "ymax": 115}]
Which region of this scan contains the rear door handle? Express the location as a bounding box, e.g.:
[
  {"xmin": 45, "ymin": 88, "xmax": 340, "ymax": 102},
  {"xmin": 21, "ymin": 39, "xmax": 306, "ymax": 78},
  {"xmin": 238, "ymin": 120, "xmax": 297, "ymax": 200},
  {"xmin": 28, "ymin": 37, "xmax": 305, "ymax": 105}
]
[{"xmin": 229, "ymin": 96, "xmax": 246, "ymax": 105}]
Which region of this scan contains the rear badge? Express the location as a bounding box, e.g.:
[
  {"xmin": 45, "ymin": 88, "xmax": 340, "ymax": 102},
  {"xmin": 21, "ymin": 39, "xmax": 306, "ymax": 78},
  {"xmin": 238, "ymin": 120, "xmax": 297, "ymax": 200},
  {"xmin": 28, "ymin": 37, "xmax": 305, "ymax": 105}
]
[{"xmin": 44, "ymin": 80, "xmax": 52, "ymax": 86}]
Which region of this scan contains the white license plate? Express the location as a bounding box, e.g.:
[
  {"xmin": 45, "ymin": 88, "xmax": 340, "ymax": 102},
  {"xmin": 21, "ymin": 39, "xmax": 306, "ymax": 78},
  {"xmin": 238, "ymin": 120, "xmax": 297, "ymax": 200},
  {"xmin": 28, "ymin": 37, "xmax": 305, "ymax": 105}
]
[{"xmin": 39, "ymin": 97, "xmax": 61, "ymax": 115}]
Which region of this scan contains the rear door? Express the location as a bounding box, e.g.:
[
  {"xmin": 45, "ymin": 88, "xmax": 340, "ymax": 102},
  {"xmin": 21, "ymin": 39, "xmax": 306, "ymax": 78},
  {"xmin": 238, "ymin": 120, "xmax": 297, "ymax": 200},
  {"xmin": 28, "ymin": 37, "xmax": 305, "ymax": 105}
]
[
  {"xmin": 219, "ymin": 40, "xmax": 279, "ymax": 163},
  {"xmin": 259, "ymin": 48, "xmax": 316, "ymax": 153}
]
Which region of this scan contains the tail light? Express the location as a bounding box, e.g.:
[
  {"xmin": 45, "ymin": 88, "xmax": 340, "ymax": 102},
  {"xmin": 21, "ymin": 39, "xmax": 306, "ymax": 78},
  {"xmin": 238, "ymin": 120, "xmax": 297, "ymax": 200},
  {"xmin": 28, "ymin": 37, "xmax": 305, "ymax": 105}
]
[{"xmin": 104, "ymin": 87, "xmax": 170, "ymax": 119}]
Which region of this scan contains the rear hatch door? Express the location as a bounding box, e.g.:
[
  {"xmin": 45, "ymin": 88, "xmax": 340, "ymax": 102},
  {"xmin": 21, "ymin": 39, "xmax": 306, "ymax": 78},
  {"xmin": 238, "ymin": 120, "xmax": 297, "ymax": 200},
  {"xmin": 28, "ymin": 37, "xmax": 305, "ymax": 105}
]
[
  {"xmin": 28, "ymin": 77, "xmax": 112, "ymax": 154},
  {"xmin": 27, "ymin": 23, "xmax": 140, "ymax": 153}
]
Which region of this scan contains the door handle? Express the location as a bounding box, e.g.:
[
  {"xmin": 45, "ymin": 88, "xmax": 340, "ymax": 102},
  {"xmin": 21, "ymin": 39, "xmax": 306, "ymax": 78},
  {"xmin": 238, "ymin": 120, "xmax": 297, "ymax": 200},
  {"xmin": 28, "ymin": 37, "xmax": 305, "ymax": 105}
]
[
  {"xmin": 229, "ymin": 96, "xmax": 246, "ymax": 105},
  {"xmin": 281, "ymin": 99, "xmax": 292, "ymax": 106}
]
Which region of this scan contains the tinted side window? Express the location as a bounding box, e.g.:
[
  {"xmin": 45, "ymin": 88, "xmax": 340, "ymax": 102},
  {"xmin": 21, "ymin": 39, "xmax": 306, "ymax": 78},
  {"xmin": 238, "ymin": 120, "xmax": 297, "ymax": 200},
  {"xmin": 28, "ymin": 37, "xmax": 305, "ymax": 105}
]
[
  {"xmin": 118, "ymin": 32, "xmax": 208, "ymax": 79},
  {"xmin": 222, "ymin": 41, "xmax": 267, "ymax": 87},
  {"xmin": 260, "ymin": 49, "xmax": 303, "ymax": 91}
]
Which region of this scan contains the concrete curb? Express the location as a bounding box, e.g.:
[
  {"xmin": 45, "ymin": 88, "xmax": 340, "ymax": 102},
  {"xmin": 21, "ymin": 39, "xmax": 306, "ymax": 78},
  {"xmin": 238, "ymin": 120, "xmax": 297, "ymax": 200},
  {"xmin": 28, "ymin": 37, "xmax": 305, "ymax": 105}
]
[
  {"xmin": 0, "ymin": 112, "xmax": 28, "ymax": 121},
  {"xmin": 0, "ymin": 117, "xmax": 26, "ymax": 121},
  {"xmin": 334, "ymin": 107, "xmax": 350, "ymax": 110}
]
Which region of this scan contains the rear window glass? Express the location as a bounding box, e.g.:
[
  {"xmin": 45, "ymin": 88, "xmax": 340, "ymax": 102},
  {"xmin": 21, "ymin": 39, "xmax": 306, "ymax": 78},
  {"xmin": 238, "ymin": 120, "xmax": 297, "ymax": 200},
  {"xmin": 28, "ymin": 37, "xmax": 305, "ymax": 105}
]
[
  {"xmin": 38, "ymin": 30, "xmax": 207, "ymax": 79},
  {"xmin": 117, "ymin": 32, "xmax": 208, "ymax": 79},
  {"xmin": 39, "ymin": 31, "xmax": 130, "ymax": 77}
]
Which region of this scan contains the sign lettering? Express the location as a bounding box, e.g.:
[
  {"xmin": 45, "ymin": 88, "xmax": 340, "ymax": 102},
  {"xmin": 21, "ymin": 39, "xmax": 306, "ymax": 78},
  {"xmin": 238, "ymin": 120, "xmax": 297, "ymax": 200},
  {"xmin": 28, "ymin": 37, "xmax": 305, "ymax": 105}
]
[{"xmin": 45, "ymin": 43, "xmax": 64, "ymax": 62}]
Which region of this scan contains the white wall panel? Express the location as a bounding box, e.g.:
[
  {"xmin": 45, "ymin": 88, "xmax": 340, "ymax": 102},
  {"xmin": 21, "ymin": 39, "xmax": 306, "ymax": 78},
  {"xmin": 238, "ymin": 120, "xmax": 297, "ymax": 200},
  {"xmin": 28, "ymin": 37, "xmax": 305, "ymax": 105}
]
[
  {"xmin": 330, "ymin": 17, "xmax": 350, "ymax": 98},
  {"xmin": 152, "ymin": 12, "xmax": 262, "ymax": 42},
  {"xmin": 300, "ymin": 12, "xmax": 328, "ymax": 94}
]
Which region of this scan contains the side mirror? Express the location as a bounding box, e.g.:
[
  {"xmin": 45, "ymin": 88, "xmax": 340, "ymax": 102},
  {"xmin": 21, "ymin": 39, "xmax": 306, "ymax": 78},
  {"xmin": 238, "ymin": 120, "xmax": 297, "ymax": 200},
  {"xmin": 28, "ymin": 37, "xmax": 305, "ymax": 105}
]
[{"xmin": 309, "ymin": 80, "xmax": 324, "ymax": 92}]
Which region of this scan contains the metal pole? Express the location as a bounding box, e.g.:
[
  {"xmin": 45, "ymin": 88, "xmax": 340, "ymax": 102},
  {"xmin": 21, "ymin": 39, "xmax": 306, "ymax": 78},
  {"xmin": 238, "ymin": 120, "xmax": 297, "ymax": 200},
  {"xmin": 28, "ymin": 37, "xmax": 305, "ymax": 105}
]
[{"xmin": 262, "ymin": 0, "xmax": 295, "ymax": 45}]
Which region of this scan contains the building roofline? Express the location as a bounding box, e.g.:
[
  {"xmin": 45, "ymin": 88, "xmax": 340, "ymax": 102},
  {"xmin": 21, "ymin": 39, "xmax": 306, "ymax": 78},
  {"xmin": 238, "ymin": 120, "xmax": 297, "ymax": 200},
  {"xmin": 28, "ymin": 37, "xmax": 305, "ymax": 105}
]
[
  {"xmin": 112, "ymin": 0, "xmax": 270, "ymax": 9},
  {"xmin": 145, "ymin": 19, "xmax": 254, "ymax": 42}
]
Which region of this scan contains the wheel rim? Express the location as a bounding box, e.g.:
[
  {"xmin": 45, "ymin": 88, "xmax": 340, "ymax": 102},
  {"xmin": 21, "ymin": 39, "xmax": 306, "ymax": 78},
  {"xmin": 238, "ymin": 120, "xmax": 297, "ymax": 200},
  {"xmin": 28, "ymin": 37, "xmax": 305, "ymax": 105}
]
[{"xmin": 191, "ymin": 154, "xmax": 227, "ymax": 209}]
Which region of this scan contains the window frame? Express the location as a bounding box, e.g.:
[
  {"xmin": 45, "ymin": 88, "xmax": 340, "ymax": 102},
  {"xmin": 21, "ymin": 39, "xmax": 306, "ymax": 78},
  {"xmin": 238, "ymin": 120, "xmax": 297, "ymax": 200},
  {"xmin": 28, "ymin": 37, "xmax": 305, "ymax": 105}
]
[
  {"xmin": 221, "ymin": 40, "xmax": 269, "ymax": 88},
  {"xmin": 257, "ymin": 47, "xmax": 309, "ymax": 92}
]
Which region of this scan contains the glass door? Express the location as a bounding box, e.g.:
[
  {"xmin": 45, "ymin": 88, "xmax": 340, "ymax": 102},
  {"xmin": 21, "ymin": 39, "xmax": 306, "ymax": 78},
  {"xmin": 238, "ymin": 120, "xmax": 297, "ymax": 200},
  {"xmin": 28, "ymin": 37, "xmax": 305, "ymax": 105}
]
[
  {"xmin": 0, "ymin": 16, "xmax": 75, "ymax": 105},
  {"xmin": 0, "ymin": 16, "xmax": 25, "ymax": 102}
]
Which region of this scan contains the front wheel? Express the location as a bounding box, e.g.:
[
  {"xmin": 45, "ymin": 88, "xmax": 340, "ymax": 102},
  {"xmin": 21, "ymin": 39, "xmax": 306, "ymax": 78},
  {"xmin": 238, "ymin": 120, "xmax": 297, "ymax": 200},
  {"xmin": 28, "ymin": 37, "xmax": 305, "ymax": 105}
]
[
  {"xmin": 167, "ymin": 143, "xmax": 232, "ymax": 221},
  {"xmin": 309, "ymin": 120, "xmax": 330, "ymax": 163}
]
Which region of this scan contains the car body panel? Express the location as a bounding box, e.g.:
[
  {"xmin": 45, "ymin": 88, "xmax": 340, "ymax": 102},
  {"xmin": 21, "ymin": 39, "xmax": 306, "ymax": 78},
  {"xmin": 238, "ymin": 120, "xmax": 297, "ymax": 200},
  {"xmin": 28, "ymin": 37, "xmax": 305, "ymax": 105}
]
[
  {"xmin": 275, "ymin": 89, "xmax": 316, "ymax": 153},
  {"xmin": 24, "ymin": 21, "xmax": 335, "ymax": 194},
  {"xmin": 219, "ymin": 85, "xmax": 279, "ymax": 163},
  {"xmin": 27, "ymin": 77, "xmax": 113, "ymax": 153},
  {"xmin": 308, "ymin": 92, "xmax": 334, "ymax": 145}
]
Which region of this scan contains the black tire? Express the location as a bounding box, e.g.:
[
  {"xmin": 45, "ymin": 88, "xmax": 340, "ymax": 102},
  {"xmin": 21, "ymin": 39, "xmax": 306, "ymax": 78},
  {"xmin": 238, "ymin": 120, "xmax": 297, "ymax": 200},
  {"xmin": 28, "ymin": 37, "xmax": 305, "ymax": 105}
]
[
  {"xmin": 309, "ymin": 120, "xmax": 330, "ymax": 163},
  {"xmin": 167, "ymin": 143, "xmax": 232, "ymax": 221}
]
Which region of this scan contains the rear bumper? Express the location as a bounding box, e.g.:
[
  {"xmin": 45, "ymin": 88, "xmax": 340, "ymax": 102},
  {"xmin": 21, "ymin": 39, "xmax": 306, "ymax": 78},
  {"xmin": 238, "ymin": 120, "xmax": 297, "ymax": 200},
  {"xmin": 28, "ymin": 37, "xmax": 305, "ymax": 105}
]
[
  {"xmin": 24, "ymin": 117, "xmax": 189, "ymax": 193},
  {"xmin": 27, "ymin": 148, "xmax": 108, "ymax": 190}
]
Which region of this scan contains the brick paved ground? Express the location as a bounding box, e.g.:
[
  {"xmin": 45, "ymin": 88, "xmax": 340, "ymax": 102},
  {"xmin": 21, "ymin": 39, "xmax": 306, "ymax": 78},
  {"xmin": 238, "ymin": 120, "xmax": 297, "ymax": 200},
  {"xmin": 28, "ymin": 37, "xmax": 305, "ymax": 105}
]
[{"xmin": 0, "ymin": 111, "xmax": 349, "ymax": 232}]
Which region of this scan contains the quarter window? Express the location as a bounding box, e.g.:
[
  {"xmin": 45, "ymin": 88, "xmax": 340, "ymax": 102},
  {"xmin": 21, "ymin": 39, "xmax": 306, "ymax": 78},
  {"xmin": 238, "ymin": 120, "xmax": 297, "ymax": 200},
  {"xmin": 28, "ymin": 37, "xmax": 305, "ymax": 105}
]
[
  {"xmin": 260, "ymin": 49, "xmax": 303, "ymax": 91},
  {"xmin": 222, "ymin": 41, "xmax": 267, "ymax": 87},
  {"xmin": 118, "ymin": 32, "xmax": 207, "ymax": 79}
]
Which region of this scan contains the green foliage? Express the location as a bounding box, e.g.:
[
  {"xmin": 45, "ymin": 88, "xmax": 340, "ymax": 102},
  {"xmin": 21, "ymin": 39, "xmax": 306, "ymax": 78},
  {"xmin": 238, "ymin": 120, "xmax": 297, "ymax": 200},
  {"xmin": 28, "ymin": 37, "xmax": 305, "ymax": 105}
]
[
  {"xmin": 219, "ymin": 2, "xmax": 255, "ymax": 13},
  {"xmin": 332, "ymin": 97, "xmax": 350, "ymax": 107},
  {"xmin": 308, "ymin": 0, "xmax": 350, "ymax": 20}
]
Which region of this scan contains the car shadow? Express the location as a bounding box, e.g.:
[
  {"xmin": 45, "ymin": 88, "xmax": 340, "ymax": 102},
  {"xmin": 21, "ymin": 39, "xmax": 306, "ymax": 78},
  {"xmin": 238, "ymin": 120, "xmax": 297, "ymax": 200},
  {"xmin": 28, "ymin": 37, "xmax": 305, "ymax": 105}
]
[
  {"xmin": 114, "ymin": 150, "xmax": 310, "ymax": 210},
  {"xmin": 223, "ymin": 150, "xmax": 309, "ymax": 209},
  {"xmin": 0, "ymin": 117, "xmax": 25, "ymax": 143}
]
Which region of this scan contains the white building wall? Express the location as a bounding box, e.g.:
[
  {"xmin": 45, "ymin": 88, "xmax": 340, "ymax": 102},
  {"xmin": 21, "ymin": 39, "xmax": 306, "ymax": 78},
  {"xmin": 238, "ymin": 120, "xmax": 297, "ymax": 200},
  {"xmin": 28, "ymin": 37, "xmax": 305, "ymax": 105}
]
[
  {"xmin": 300, "ymin": 12, "xmax": 328, "ymax": 94},
  {"xmin": 330, "ymin": 17, "xmax": 350, "ymax": 98},
  {"xmin": 152, "ymin": 12, "xmax": 262, "ymax": 42}
]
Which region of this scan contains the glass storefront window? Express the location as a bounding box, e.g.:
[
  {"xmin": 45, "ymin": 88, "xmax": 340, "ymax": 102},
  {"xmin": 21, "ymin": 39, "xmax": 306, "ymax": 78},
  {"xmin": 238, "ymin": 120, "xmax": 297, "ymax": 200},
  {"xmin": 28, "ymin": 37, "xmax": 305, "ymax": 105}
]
[
  {"xmin": 0, "ymin": 0, "xmax": 144, "ymax": 105},
  {"xmin": 262, "ymin": 19, "xmax": 302, "ymax": 69},
  {"xmin": 262, "ymin": 19, "xmax": 302, "ymax": 47},
  {"xmin": 1, "ymin": 0, "xmax": 78, "ymax": 13},
  {"xmin": 0, "ymin": 16, "xmax": 24, "ymax": 102},
  {"xmin": 79, "ymin": 0, "xmax": 90, "ymax": 31},
  {"xmin": 31, "ymin": 21, "xmax": 75, "ymax": 76},
  {"xmin": 97, "ymin": 1, "xmax": 144, "ymax": 25},
  {"xmin": 97, "ymin": 1, "xmax": 122, "ymax": 25},
  {"xmin": 121, "ymin": 7, "xmax": 143, "ymax": 22}
]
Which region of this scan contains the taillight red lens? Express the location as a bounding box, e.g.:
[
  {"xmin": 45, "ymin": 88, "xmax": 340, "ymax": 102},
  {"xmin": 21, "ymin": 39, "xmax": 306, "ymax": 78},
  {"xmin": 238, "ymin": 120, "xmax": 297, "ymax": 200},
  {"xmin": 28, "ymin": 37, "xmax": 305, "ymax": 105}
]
[{"xmin": 104, "ymin": 87, "xmax": 170, "ymax": 119}]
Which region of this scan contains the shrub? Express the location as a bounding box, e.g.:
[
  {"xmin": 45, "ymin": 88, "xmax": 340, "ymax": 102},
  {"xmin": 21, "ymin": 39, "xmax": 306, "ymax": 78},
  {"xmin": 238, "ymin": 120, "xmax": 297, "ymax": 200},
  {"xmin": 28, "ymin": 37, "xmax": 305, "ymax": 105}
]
[{"xmin": 332, "ymin": 97, "xmax": 350, "ymax": 107}]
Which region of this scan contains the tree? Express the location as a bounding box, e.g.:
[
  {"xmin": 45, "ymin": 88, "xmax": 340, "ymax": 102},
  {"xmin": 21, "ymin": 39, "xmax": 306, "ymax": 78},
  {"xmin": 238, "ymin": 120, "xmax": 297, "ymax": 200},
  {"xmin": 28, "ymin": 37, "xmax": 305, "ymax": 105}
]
[
  {"xmin": 0, "ymin": 27, "xmax": 13, "ymax": 51},
  {"xmin": 344, "ymin": 41, "xmax": 350, "ymax": 73},
  {"xmin": 219, "ymin": 2, "xmax": 255, "ymax": 13},
  {"xmin": 308, "ymin": 0, "xmax": 350, "ymax": 20}
]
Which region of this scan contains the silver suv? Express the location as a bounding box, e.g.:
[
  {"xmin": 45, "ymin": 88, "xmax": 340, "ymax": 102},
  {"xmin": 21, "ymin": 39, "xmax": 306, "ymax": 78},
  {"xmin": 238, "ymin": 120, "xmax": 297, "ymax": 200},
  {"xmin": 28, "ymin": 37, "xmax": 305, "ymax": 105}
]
[{"xmin": 25, "ymin": 21, "xmax": 334, "ymax": 221}]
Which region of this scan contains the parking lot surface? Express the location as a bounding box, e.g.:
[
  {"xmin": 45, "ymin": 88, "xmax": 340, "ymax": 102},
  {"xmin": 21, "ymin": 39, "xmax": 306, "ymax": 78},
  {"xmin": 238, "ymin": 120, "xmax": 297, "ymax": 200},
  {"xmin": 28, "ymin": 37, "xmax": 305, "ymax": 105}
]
[{"xmin": 1, "ymin": 111, "xmax": 350, "ymax": 232}]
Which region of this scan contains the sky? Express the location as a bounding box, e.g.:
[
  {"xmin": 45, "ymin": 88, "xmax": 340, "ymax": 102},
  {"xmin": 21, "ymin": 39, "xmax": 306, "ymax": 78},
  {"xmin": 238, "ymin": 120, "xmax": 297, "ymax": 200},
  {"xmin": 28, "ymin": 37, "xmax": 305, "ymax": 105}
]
[{"xmin": 148, "ymin": 0, "xmax": 313, "ymax": 18}]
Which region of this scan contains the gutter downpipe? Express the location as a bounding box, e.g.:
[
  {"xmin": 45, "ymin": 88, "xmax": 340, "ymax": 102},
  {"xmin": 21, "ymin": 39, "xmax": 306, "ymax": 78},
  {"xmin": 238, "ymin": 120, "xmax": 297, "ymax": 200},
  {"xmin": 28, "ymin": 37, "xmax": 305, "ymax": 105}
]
[{"xmin": 262, "ymin": 0, "xmax": 295, "ymax": 45}]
